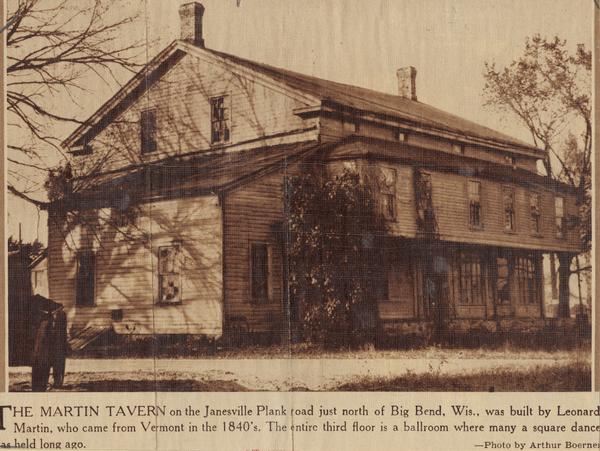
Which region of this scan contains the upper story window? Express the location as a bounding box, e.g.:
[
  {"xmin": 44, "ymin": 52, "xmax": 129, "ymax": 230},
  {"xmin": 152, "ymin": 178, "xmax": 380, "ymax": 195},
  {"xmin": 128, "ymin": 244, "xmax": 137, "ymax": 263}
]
[
  {"xmin": 380, "ymin": 167, "xmax": 397, "ymax": 221},
  {"xmin": 415, "ymin": 171, "xmax": 437, "ymax": 234},
  {"xmin": 140, "ymin": 109, "xmax": 157, "ymax": 154},
  {"xmin": 468, "ymin": 180, "xmax": 482, "ymax": 228},
  {"xmin": 530, "ymin": 193, "xmax": 541, "ymax": 235},
  {"xmin": 210, "ymin": 95, "xmax": 230, "ymax": 144},
  {"xmin": 555, "ymin": 196, "xmax": 565, "ymax": 239},
  {"xmin": 502, "ymin": 187, "xmax": 516, "ymax": 232}
]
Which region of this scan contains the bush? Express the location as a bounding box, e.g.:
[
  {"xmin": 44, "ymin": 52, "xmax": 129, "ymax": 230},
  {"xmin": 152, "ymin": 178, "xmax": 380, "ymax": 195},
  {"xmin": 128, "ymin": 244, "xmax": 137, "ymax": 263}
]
[{"xmin": 288, "ymin": 168, "xmax": 388, "ymax": 347}]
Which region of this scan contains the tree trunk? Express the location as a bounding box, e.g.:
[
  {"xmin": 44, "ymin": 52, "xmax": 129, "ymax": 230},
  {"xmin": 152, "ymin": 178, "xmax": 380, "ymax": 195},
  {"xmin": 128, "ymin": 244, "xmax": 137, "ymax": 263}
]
[{"xmin": 549, "ymin": 253, "xmax": 558, "ymax": 301}]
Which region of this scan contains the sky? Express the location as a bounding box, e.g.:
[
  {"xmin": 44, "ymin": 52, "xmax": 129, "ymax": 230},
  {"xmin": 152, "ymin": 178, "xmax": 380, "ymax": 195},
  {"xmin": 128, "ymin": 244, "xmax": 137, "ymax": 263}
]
[{"xmin": 6, "ymin": 0, "xmax": 593, "ymax": 244}]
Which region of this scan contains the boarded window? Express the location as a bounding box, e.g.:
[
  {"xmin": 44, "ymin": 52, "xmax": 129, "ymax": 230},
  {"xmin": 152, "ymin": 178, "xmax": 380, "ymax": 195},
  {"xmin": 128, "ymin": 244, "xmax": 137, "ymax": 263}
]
[
  {"xmin": 458, "ymin": 252, "xmax": 484, "ymax": 305},
  {"xmin": 496, "ymin": 257, "xmax": 511, "ymax": 304},
  {"xmin": 140, "ymin": 109, "xmax": 157, "ymax": 154},
  {"xmin": 210, "ymin": 96, "xmax": 230, "ymax": 144},
  {"xmin": 380, "ymin": 167, "xmax": 397, "ymax": 221},
  {"xmin": 514, "ymin": 255, "xmax": 539, "ymax": 305},
  {"xmin": 503, "ymin": 187, "xmax": 516, "ymax": 231},
  {"xmin": 468, "ymin": 181, "xmax": 482, "ymax": 227},
  {"xmin": 530, "ymin": 193, "xmax": 541, "ymax": 234},
  {"xmin": 76, "ymin": 251, "xmax": 95, "ymax": 306},
  {"xmin": 555, "ymin": 196, "xmax": 564, "ymax": 238},
  {"xmin": 251, "ymin": 243, "xmax": 269, "ymax": 302},
  {"xmin": 158, "ymin": 246, "xmax": 182, "ymax": 304}
]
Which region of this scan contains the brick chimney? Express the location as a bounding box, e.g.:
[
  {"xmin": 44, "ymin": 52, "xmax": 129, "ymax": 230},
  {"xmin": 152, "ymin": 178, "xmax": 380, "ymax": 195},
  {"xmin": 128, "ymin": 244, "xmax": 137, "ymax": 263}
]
[
  {"xmin": 179, "ymin": 2, "xmax": 205, "ymax": 47},
  {"xmin": 397, "ymin": 66, "xmax": 417, "ymax": 101}
]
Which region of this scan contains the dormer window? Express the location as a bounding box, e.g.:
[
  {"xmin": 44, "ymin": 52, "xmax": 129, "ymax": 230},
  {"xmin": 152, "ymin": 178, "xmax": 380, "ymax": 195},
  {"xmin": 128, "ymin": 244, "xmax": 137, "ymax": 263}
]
[
  {"xmin": 140, "ymin": 109, "xmax": 157, "ymax": 154},
  {"xmin": 210, "ymin": 95, "xmax": 230, "ymax": 144}
]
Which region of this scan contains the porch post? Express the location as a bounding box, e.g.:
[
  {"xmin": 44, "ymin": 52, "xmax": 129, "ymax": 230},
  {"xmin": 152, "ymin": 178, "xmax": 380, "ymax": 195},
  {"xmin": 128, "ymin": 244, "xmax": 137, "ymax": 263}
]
[{"xmin": 557, "ymin": 253, "xmax": 573, "ymax": 318}]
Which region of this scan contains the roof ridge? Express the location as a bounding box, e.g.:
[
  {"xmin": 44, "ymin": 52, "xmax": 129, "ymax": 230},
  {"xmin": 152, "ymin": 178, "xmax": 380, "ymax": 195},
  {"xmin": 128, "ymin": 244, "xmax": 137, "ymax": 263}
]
[{"xmin": 202, "ymin": 46, "xmax": 539, "ymax": 153}]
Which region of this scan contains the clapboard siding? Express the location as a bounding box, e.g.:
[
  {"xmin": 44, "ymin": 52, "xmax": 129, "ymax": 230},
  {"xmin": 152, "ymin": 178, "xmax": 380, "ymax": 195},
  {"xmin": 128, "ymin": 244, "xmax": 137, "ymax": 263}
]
[
  {"xmin": 72, "ymin": 51, "xmax": 318, "ymax": 177},
  {"xmin": 428, "ymin": 170, "xmax": 578, "ymax": 252},
  {"xmin": 222, "ymin": 171, "xmax": 288, "ymax": 333},
  {"xmin": 47, "ymin": 195, "xmax": 223, "ymax": 336},
  {"xmin": 327, "ymin": 157, "xmax": 578, "ymax": 252}
]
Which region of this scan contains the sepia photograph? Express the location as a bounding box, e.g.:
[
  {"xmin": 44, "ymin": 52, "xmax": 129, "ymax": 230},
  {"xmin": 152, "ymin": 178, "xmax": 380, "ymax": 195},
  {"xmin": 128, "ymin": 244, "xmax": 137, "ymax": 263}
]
[{"xmin": 6, "ymin": 0, "xmax": 592, "ymax": 392}]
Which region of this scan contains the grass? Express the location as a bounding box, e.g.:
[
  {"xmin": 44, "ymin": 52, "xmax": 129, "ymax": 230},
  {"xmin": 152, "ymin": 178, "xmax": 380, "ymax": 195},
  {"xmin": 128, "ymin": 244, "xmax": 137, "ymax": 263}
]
[
  {"xmin": 73, "ymin": 334, "xmax": 592, "ymax": 360},
  {"xmin": 335, "ymin": 361, "xmax": 591, "ymax": 392},
  {"xmin": 9, "ymin": 371, "xmax": 248, "ymax": 392},
  {"xmin": 214, "ymin": 342, "xmax": 590, "ymax": 361},
  {"xmin": 10, "ymin": 360, "xmax": 590, "ymax": 392}
]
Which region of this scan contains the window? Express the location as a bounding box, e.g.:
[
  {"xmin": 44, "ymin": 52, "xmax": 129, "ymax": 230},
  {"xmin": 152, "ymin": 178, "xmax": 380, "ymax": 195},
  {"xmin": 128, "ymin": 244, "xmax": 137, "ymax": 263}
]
[
  {"xmin": 140, "ymin": 109, "xmax": 157, "ymax": 154},
  {"xmin": 158, "ymin": 246, "xmax": 181, "ymax": 304},
  {"xmin": 458, "ymin": 252, "xmax": 484, "ymax": 305},
  {"xmin": 555, "ymin": 196, "xmax": 565, "ymax": 238},
  {"xmin": 415, "ymin": 171, "xmax": 436, "ymax": 233},
  {"xmin": 504, "ymin": 155, "xmax": 516, "ymax": 166},
  {"xmin": 514, "ymin": 255, "xmax": 539, "ymax": 305},
  {"xmin": 210, "ymin": 96, "xmax": 230, "ymax": 144},
  {"xmin": 503, "ymin": 187, "xmax": 516, "ymax": 232},
  {"xmin": 373, "ymin": 270, "xmax": 389, "ymax": 301},
  {"xmin": 496, "ymin": 257, "xmax": 511, "ymax": 304},
  {"xmin": 380, "ymin": 167, "xmax": 397, "ymax": 221},
  {"xmin": 415, "ymin": 172, "xmax": 432, "ymax": 211},
  {"xmin": 251, "ymin": 243, "xmax": 269, "ymax": 302},
  {"xmin": 530, "ymin": 193, "xmax": 541, "ymax": 235},
  {"xmin": 468, "ymin": 181, "xmax": 482, "ymax": 228},
  {"xmin": 76, "ymin": 250, "xmax": 95, "ymax": 306}
]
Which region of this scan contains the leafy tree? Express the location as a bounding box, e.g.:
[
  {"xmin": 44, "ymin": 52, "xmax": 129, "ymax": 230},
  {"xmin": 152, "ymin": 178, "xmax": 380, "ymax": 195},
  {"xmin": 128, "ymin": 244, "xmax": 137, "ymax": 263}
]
[{"xmin": 287, "ymin": 167, "xmax": 388, "ymax": 347}]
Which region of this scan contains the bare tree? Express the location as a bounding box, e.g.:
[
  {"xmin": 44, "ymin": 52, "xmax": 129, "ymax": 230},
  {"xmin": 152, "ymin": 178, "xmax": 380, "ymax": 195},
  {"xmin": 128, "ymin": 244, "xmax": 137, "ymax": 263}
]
[
  {"xmin": 6, "ymin": 0, "xmax": 145, "ymax": 207},
  {"xmin": 483, "ymin": 35, "xmax": 591, "ymax": 184}
]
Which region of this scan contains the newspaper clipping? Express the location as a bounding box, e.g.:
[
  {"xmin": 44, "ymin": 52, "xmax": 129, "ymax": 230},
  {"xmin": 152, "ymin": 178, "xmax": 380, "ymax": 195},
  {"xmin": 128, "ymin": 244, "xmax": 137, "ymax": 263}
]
[{"xmin": 2, "ymin": 0, "xmax": 597, "ymax": 450}]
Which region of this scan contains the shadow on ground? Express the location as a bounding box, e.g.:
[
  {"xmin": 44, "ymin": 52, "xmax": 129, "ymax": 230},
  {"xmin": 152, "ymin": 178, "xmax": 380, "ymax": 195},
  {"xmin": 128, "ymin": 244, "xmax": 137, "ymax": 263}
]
[{"xmin": 10, "ymin": 377, "xmax": 248, "ymax": 392}]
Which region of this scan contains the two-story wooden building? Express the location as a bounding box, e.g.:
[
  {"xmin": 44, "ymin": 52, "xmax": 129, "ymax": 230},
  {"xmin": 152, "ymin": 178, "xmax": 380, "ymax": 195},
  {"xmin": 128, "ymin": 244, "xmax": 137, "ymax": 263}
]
[{"xmin": 48, "ymin": 2, "xmax": 581, "ymax": 343}]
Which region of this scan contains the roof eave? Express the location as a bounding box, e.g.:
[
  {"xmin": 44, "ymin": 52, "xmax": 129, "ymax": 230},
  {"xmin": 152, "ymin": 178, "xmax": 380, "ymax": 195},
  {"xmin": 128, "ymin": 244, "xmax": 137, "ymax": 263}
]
[{"xmin": 294, "ymin": 101, "xmax": 544, "ymax": 158}]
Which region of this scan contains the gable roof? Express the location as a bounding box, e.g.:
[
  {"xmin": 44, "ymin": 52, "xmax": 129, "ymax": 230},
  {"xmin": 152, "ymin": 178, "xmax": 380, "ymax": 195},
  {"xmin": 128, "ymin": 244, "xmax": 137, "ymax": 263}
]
[{"xmin": 63, "ymin": 40, "xmax": 541, "ymax": 156}]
